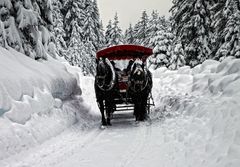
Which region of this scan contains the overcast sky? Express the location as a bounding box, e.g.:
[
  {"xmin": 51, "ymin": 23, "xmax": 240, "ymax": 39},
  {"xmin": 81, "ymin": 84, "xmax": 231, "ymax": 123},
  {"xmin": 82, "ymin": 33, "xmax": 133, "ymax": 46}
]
[{"xmin": 98, "ymin": 0, "xmax": 173, "ymax": 31}]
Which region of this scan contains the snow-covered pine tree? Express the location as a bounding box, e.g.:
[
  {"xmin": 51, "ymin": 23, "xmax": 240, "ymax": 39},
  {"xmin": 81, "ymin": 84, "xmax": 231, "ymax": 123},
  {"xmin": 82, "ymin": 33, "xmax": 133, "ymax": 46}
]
[
  {"xmin": 82, "ymin": 0, "xmax": 98, "ymax": 51},
  {"xmin": 0, "ymin": 0, "xmax": 10, "ymax": 49},
  {"xmin": 83, "ymin": 40, "xmax": 96, "ymax": 75},
  {"xmin": 105, "ymin": 20, "xmax": 112, "ymax": 47},
  {"xmin": 62, "ymin": 0, "xmax": 84, "ymax": 46},
  {"xmin": 110, "ymin": 13, "xmax": 123, "ymax": 46},
  {"xmin": 133, "ymin": 10, "xmax": 150, "ymax": 46},
  {"xmin": 215, "ymin": 0, "xmax": 240, "ymax": 60},
  {"xmin": 171, "ymin": 0, "xmax": 212, "ymax": 67},
  {"xmin": 52, "ymin": 0, "xmax": 67, "ymax": 58},
  {"xmin": 61, "ymin": 0, "xmax": 100, "ymax": 75},
  {"xmin": 72, "ymin": 39, "xmax": 96, "ymax": 75},
  {"xmin": 169, "ymin": 43, "xmax": 186, "ymax": 70},
  {"xmin": 125, "ymin": 24, "xmax": 134, "ymax": 44},
  {"xmin": 0, "ymin": 20, "xmax": 8, "ymax": 48},
  {"xmin": 92, "ymin": 0, "xmax": 105, "ymax": 50},
  {"xmin": 1, "ymin": 2, "xmax": 24, "ymax": 54},
  {"xmin": 66, "ymin": 20, "xmax": 82, "ymax": 65},
  {"xmin": 148, "ymin": 15, "xmax": 168, "ymax": 48},
  {"xmin": 148, "ymin": 10, "xmax": 161, "ymax": 46},
  {"xmin": 105, "ymin": 13, "xmax": 123, "ymax": 47},
  {"xmin": 149, "ymin": 27, "xmax": 174, "ymax": 69},
  {"xmin": 62, "ymin": 0, "xmax": 85, "ymax": 70},
  {"xmin": 98, "ymin": 20, "xmax": 106, "ymax": 49},
  {"xmin": 0, "ymin": 0, "xmax": 54, "ymax": 60},
  {"xmin": 210, "ymin": 0, "xmax": 227, "ymax": 58}
]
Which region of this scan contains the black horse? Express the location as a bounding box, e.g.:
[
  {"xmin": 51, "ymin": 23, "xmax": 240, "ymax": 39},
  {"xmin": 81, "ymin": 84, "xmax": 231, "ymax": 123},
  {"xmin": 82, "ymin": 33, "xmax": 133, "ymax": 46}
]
[
  {"xmin": 128, "ymin": 59, "xmax": 152, "ymax": 121},
  {"xmin": 95, "ymin": 58, "xmax": 118, "ymax": 126}
]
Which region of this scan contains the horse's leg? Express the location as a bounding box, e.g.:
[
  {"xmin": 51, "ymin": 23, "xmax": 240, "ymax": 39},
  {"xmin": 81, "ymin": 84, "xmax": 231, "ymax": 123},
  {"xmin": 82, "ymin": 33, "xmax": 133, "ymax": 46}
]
[
  {"xmin": 134, "ymin": 103, "xmax": 139, "ymax": 121},
  {"xmin": 105, "ymin": 100, "xmax": 112, "ymax": 126},
  {"xmin": 134, "ymin": 98, "xmax": 140, "ymax": 121},
  {"xmin": 97, "ymin": 100, "xmax": 107, "ymax": 125},
  {"xmin": 140, "ymin": 101, "xmax": 147, "ymax": 121},
  {"xmin": 140, "ymin": 96, "xmax": 148, "ymax": 121},
  {"xmin": 107, "ymin": 111, "xmax": 112, "ymax": 126},
  {"xmin": 134, "ymin": 95, "xmax": 144, "ymax": 121}
]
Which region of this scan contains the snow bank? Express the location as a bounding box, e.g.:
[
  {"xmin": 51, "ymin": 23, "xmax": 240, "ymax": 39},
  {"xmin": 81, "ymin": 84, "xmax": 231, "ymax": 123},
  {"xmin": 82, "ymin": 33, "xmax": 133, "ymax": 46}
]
[
  {"xmin": 0, "ymin": 47, "xmax": 97, "ymax": 160},
  {"xmin": 152, "ymin": 58, "xmax": 240, "ymax": 167}
]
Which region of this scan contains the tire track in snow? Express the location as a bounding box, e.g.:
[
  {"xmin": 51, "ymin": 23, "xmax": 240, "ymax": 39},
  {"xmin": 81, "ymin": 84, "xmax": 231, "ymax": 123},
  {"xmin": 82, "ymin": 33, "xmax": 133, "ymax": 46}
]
[
  {"xmin": 47, "ymin": 126, "xmax": 105, "ymax": 167},
  {"xmin": 115, "ymin": 123, "xmax": 152, "ymax": 167},
  {"xmin": 4, "ymin": 125, "xmax": 105, "ymax": 167}
]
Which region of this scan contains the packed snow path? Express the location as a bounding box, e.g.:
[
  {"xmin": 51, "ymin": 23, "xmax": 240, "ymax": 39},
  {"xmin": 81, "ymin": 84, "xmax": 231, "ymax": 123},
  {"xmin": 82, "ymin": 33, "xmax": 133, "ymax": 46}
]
[
  {"xmin": 1, "ymin": 112, "xmax": 171, "ymax": 167},
  {"xmin": 0, "ymin": 72, "xmax": 195, "ymax": 167},
  {"xmin": 1, "ymin": 107, "xmax": 210, "ymax": 167}
]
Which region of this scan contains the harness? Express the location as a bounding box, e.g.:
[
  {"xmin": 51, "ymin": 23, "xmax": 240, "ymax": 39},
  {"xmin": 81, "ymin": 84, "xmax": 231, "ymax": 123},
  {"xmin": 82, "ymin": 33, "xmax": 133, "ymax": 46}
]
[
  {"xmin": 97, "ymin": 76, "xmax": 115, "ymax": 91},
  {"xmin": 96, "ymin": 59, "xmax": 116, "ymax": 92},
  {"xmin": 130, "ymin": 68, "xmax": 149, "ymax": 92}
]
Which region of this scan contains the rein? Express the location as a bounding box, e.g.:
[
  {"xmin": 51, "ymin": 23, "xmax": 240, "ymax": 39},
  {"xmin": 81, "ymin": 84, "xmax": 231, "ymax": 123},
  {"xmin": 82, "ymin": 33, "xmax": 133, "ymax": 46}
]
[{"xmin": 96, "ymin": 59, "xmax": 116, "ymax": 92}]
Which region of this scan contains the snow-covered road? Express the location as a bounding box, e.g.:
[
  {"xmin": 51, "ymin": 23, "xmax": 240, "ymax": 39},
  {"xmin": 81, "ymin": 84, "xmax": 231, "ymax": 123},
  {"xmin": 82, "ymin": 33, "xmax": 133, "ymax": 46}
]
[
  {"xmin": 0, "ymin": 107, "xmax": 227, "ymax": 167},
  {"xmin": 0, "ymin": 110, "xmax": 186, "ymax": 167}
]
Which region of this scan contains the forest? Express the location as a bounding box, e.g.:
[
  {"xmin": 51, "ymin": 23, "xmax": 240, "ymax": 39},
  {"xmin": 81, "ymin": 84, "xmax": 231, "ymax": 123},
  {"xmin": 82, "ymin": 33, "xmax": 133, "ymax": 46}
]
[{"xmin": 0, "ymin": 0, "xmax": 240, "ymax": 74}]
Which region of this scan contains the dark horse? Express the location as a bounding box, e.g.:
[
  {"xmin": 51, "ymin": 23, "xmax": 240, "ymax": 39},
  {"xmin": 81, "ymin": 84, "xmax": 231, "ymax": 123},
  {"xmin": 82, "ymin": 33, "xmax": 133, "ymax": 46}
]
[
  {"xmin": 95, "ymin": 58, "xmax": 118, "ymax": 126},
  {"xmin": 128, "ymin": 59, "xmax": 152, "ymax": 121}
]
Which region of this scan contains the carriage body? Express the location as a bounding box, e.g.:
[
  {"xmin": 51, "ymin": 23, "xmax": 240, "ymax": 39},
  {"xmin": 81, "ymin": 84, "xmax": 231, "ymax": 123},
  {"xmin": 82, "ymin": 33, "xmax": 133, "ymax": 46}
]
[{"xmin": 96, "ymin": 45, "xmax": 154, "ymax": 113}]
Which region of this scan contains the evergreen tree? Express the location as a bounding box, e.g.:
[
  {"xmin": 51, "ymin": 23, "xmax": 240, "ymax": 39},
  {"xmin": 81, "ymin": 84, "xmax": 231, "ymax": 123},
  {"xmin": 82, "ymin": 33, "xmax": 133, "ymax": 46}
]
[
  {"xmin": 210, "ymin": 0, "xmax": 227, "ymax": 58},
  {"xmin": 0, "ymin": 0, "xmax": 54, "ymax": 60},
  {"xmin": 82, "ymin": 0, "xmax": 98, "ymax": 51},
  {"xmin": 52, "ymin": 0, "xmax": 67, "ymax": 58},
  {"xmin": 66, "ymin": 20, "xmax": 82, "ymax": 65},
  {"xmin": 0, "ymin": 20, "xmax": 8, "ymax": 48},
  {"xmin": 148, "ymin": 11, "xmax": 161, "ymax": 44},
  {"xmin": 171, "ymin": 0, "xmax": 212, "ymax": 67},
  {"xmin": 62, "ymin": 0, "xmax": 84, "ymax": 46},
  {"xmin": 92, "ymin": 0, "xmax": 105, "ymax": 50},
  {"xmin": 111, "ymin": 13, "xmax": 123, "ymax": 46},
  {"xmin": 98, "ymin": 20, "xmax": 106, "ymax": 49},
  {"xmin": 125, "ymin": 24, "xmax": 134, "ymax": 44},
  {"xmin": 148, "ymin": 15, "xmax": 169, "ymax": 48},
  {"xmin": 169, "ymin": 43, "xmax": 186, "ymax": 70},
  {"xmin": 105, "ymin": 20, "xmax": 112, "ymax": 47},
  {"xmin": 61, "ymin": 0, "xmax": 102, "ymax": 75},
  {"xmin": 105, "ymin": 13, "xmax": 123, "ymax": 47},
  {"xmin": 214, "ymin": 0, "xmax": 240, "ymax": 60},
  {"xmin": 133, "ymin": 10, "xmax": 150, "ymax": 46},
  {"xmin": 83, "ymin": 41, "xmax": 96, "ymax": 75},
  {"xmin": 149, "ymin": 28, "xmax": 174, "ymax": 69}
]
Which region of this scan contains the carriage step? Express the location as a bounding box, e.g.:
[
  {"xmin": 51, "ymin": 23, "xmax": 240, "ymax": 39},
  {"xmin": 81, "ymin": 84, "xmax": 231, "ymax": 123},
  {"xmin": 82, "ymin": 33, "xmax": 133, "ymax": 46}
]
[
  {"xmin": 115, "ymin": 104, "xmax": 134, "ymax": 112},
  {"xmin": 115, "ymin": 108, "xmax": 134, "ymax": 111}
]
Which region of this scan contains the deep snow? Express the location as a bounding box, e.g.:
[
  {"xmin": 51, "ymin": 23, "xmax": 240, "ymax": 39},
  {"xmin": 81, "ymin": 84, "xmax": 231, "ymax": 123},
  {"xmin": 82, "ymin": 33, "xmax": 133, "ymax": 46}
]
[
  {"xmin": 0, "ymin": 47, "xmax": 240, "ymax": 167},
  {"xmin": 151, "ymin": 58, "xmax": 240, "ymax": 167},
  {"xmin": 0, "ymin": 47, "xmax": 98, "ymax": 160}
]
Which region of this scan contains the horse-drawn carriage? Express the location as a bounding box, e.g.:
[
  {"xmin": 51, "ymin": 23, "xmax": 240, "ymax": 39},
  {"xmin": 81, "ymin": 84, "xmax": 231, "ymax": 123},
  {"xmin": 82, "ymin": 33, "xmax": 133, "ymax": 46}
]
[{"xmin": 95, "ymin": 45, "xmax": 154, "ymax": 126}]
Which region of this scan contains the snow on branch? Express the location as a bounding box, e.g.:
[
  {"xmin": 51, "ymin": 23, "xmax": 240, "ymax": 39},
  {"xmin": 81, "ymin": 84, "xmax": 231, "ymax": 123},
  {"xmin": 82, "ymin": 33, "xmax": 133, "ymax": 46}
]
[
  {"xmin": 23, "ymin": 0, "xmax": 34, "ymax": 10},
  {"xmin": 16, "ymin": 4, "xmax": 38, "ymax": 29},
  {"xmin": 0, "ymin": 20, "xmax": 8, "ymax": 48},
  {"xmin": 35, "ymin": 39, "xmax": 48, "ymax": 60},
  {"xmin": 5, "ymin": 16, "xmax": 23, "ymax": 53},
  {"xmin": 0, "ymin": 0, "xmax": 12, "ymax": 10}
]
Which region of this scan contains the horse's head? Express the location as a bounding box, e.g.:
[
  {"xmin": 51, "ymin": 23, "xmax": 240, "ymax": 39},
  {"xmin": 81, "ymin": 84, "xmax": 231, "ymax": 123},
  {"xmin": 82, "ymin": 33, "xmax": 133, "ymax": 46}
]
[
  {"xmin": 130, "ymin": 59, "xmax": 147, "ymax": 92},
  {"xmin": 95, "ymin": 58, "xmax": 116, "ymax": 91}
]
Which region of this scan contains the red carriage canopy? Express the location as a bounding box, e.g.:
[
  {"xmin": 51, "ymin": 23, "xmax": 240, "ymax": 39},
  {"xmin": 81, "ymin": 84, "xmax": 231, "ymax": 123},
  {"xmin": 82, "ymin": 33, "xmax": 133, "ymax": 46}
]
[{"xmin": 96, "ymin": 45, "xmax": 153, "ymax": 62}]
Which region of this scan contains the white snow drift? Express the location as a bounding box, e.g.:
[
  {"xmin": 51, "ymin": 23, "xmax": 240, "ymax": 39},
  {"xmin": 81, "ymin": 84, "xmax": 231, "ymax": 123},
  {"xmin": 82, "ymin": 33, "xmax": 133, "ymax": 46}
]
[
  {"xmin": 0, "ymin": 47, "xmax": 97, "ymax": 160},
  {"xmin": 152, "ymin": 57, "xmax": 240, "ymax": 167}
]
